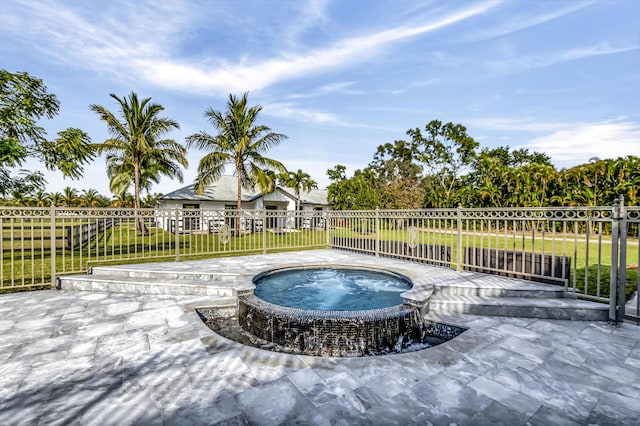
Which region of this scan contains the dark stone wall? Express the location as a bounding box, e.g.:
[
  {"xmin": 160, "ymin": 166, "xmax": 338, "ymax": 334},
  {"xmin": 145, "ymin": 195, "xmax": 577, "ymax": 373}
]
[
  {"xmin": 238, "ymin": 296, "xmax": 466, "ymax": 357},
  {"xmin": 239, "ymin": 299, "xmax": 418, "ymax": 356}
]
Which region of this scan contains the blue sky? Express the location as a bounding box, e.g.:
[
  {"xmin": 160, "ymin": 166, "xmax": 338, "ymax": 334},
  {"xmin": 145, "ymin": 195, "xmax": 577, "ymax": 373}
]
[{"xmin": 2, "ymin": 0, "xmax": 639, "ymax": 196}]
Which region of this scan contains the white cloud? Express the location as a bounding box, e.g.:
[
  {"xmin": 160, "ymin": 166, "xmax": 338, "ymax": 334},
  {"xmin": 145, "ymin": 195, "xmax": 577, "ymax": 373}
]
[
  {"xmin": 464, "ymin": 117, "xmax": 568, "ymax": 132},
  {"xmin": 281, "ymin": 0, "xmax": 331, "ymax": 46},
  {"xmin": 264, "ymin": 103, "xmax": 343, "ymax": 125},
  {"xmin": 2, "ymin": 0, "xmax": 497, "ymax": 95},
  {"xmin": 459, "ymin": 1, "xmax": 594, "ymax": 42},
  {"xmin": 263, "ymin": 102, "xmax": 399, "ymax": 131},
  {"xmin": 285, "ymin": 82, "xmax": 364, "ymax": 100},
  {"xmin": 518, "ymin": 121, "xmax": 640, "ymax": 167},
  {"xmin": 135, "ymin": 2, "xmax": 497, "ymax": 95},
  {"xmin": 485, "ymin": 43, "xmax": 639, "ymax": 72}
]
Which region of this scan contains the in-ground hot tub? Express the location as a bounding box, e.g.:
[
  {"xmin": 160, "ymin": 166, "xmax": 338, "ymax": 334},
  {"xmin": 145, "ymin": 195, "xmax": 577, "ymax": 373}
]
[
  {"xmin": 253, "ymin": 267, "xmax": 412, "ymax": 310},
  {"xmin": 237, "ymin": 265, "xmax": 464, "ymax": 357}
]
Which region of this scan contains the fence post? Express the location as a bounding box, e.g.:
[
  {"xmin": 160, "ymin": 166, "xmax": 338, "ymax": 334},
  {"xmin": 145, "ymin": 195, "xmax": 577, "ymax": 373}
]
[
  {"xmin": 617, "ymin": 196, "xmax": 627, "ymax": 323},
  {"xmin": 457, "ymin": 204, "xmax": 463, "ymax": 272},
  {"xmin": 50, "ymin": 205, "xmax": 57, "ymax": 288},
  {"xmin": 609, "ymin": 197, "xmax": 624, "ymax": 323},
  {"xmin": 375, "ymin": 208, "xmax": 380, "ymax": 258},
  {"xmin": 262, "ymin": 209, "xmax": 267, "ymax": 254},
  {"xmin": 175, "ymin": 207, "xmax": 180, "ymax": 262},
  {"xmin": 325, "ymin": 210, "xmax": 331, "ymax": 249}
]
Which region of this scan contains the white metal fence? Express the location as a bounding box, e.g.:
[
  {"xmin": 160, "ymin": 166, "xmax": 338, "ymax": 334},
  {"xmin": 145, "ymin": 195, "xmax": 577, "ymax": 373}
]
[{"xmin": 1, "ymin": 201, "xmax": 638, "ymax": 323}]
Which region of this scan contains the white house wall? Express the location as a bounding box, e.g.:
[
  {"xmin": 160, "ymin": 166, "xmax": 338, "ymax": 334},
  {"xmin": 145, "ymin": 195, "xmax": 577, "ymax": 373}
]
[{"xmin": 155, "ymin": 189, "xmax": 330, "ymax": 232}]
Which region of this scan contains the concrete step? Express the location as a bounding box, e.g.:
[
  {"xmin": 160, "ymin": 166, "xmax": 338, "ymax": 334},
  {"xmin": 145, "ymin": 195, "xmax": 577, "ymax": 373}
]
[
  {"xmin": 428, "ymin": 294, "xmax": 608, "ymax": 321},
  {"xmin": 434, "ymin": 284, "xmax": 568, "ymax": 299},
  {"xmin": 89, "ymin": 265, "xmax": 238, "ymax": 282},
  {"xmin": 59, "ymin": 274, "xmax": 245, "ymax": 297}
]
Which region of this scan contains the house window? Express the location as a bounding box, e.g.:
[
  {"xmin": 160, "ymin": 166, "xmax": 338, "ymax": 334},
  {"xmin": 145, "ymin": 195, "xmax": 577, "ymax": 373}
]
[
  {"xmin": 265, "ymin": 205, "xmax": 278, "ymax": 229},
  {"xmin": 225, "ymin": 205, "xmax": 236, "ymax": 229},
  {"xmin": 182, "ymin": 204, "xmax": 200, "ymax": 231},
  {"xmin": 312, "ymin": 207, "xmax": 324, "ymax": 228}
]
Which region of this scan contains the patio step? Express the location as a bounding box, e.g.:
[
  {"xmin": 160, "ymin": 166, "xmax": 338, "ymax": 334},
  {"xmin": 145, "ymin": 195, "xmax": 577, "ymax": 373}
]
[
  {"xmin": 58, "ymin": 274, "xmax": 248, "ymax": 297},
  {"xmin": 89, "ymin": 264, "xmax": 239, "ymax": 282},
  {"xmin": 428, "ymin": 294, "xmax": 609, "ymax": 320},
  {"xmin": 434, "ymin": 283, "xmax": 569, "ymax": 299}
]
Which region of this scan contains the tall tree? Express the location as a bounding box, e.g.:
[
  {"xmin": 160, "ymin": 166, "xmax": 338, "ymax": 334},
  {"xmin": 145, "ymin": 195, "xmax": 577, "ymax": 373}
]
[
  {"xmin": 612, "ymin": 156, "xmax": 640, "ymax": 205},
  {"xmin": 409, "ymin": 120, "xmax": 478, "ymax": 207},
  {"xmin": 105, "ymin": 150, "xmax": 179, "ymax": 197},
  {"xmin": 61, "ymin": 186, "xmax": 79, "ymax": 207},
  {"xmin": 141, "ymin": 192, "xmax": 163, "ymax": 208},
  {"xmin": 111, "ymin": 191, "xmax": 134, "ymax": 208},
  {"xmin": 0, "ymin": 70, "xmax": 94, "ymax": 196},
  {"xmin": 327, "ymin": 166, "xmax": 380, "ymax": 210},
  {"xmin": 280, "ymin": 169, "xmax": 318, "ymax": 212},
  {"xmin": 9, "ymin": 187, "xmax": 32, "ymax": 206},
  {"xmin": 369, "ymin": 140, "xmax": 422, "ymax": 182},
  {"xmin": 280, "ymin": 169, "xmax": 317, "ymax": 227},
  {"xmin": 91, "ymin": 92, "xmax": 186, "ymax": 232},
  {"xmin": 32, "ymin": 190, "xmax": 49, "ymax": 207},
  {"xmin": 378, "ymin": 177, "xmax": 425, "ymax": 210},
  {"xmin": 80, "ymin": 188, "xmax": 108, "ymax": 207},
  {"xmin": 256, "ymin": 169, "xmax": 279, "ymax": 196},
  {"xmin": 186, "ymin": 92, "xmax": 287, "ymax": 231},
  {"xmin": 46, "ymin": 192, "xmax": 63, "ymax": 207}
]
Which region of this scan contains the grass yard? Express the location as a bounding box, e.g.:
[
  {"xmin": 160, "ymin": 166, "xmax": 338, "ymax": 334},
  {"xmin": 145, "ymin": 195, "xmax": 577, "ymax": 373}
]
[
  {"xmin": 2, "ymin": 222, "xmax": 638, "ymax": 302},
  {"xmin": 339, "ymin": 226, "xmax": 639, "ymax": 300}
]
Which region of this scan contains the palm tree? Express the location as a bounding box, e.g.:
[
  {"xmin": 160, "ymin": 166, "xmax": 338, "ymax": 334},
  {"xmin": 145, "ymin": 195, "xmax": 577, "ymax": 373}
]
[
  {"xmin": 10, "ymin": 187, "xmax": 32, "ymax": 206},
  {"xmin": 80, "ymin": 189, "xmax": 107, "ymax": 207},
  {"xmin": 280, "ymin": 169, "xmax": 318, "ymax": 212},
  {"xmin": 479, "ymin": 179, "xmax": 502, "ymax": 207},
  {"xmin": 141, "ymin": 192, "xmax": 162, "ymax": 208},
  {"xmin": 111, "ymin": 191, "xmax": 134, "ymax": 208},
  {"xmin": 91, "ymin": 92, "xmax": 187, "ymax": 232},
  {"xmin": 186, "ymin": 92, "xmax": 288, "ymax": 233},
  {"xmin": 46, "ymin": 192, "xmax": 63, "ymax": 207},
  {"xmin": 256, "ymin": 169, "xmax": 279, "ymax": 196},
  {"xmin": 613, "ymin": 156, "xmax": 640, "ymax": 205},
  {"xmin": 32, "ymin": 190, "xmax": 49, "ymax": 207},
  {"xmin": 105, "ymin": 150, "xmax": 181, "ymax": 199},
  {"xmin": 61, "ymin": 186, "xmax": 79, "ymax": 207}
]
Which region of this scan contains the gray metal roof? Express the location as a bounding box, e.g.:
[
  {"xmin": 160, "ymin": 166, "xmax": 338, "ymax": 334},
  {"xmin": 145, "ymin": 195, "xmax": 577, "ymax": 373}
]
[
  {"xmin": 159, "ymin": 176, "xmax": 262, "ymax": 202},
  {"xmin": 298, "ymin": 189, "xmax": 329, "ymax": 205}
]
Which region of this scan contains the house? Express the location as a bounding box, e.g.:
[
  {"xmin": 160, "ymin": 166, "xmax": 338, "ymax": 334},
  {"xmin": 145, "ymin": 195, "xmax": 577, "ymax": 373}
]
[{"xmin": 156, "ymin": 175, "xmax": 330, "ymax": 233}]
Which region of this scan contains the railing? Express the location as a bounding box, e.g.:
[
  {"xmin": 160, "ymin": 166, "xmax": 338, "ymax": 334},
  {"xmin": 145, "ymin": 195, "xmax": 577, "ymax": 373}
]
[{"xmin": 1, "ymin": 202, "xmax": 638, "ymax": 323}]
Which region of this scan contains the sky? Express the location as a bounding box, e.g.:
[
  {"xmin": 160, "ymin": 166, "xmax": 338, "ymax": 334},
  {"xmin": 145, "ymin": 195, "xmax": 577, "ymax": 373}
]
[{"xmin": 2, "ymin": 0, "xmax": 639, "ymax": 196}]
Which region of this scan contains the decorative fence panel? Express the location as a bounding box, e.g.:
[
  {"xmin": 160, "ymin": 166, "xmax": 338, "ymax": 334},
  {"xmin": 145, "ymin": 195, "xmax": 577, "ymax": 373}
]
[
  {"xmin": 457, "ymin": 206, "xmax": 615, "ymax": 294},
  {"xmin": 621, "ymin": 204, "xmax": 639, "ymax": 324},
  {"xmin": 1, "ymin": 203, "xmax": 638, "ymax": 323}
]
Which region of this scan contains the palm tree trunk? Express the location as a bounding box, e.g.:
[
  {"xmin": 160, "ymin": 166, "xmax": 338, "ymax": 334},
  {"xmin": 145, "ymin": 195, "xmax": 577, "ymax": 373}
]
[
  {"xmin": 134, "ymin": 161, "xmax": 149, "ymax": 235},
  {"xmin": 296, "ymin": 189, "xmax": 300, "ymax": 228},
  {"xmin": 235, "ymin": 173, "xmax": 242, "ymax": 236}
]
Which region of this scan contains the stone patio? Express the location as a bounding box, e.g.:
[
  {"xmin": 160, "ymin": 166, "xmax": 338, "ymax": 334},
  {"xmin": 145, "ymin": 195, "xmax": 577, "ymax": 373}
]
[{"xmin": 1, "ymin": 251, "xmax": 639, "ymax": 425}]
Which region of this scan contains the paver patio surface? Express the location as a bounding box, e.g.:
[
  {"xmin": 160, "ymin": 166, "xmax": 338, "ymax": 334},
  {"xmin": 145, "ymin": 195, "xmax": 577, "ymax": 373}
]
[{"xmin": 1, "ymin": 254, "xmax": 639, "ymax": 425}]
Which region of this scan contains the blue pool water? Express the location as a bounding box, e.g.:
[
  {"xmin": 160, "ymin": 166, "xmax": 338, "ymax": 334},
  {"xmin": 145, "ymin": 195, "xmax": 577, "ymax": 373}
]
[{"xmin": 253, "ymin": 268, "xmax": 412, "ymax": 311}]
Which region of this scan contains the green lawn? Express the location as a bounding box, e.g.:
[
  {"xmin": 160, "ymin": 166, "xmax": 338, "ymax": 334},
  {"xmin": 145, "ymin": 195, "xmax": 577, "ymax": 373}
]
[
  {"xmin": 2, "ymin": 223, "xmax": 638, "ymax": 302},
  {"xmin": 2, "ymin": 223, "xmax": 328, "ymax": 290},
  {"xmin": 337, "ymin": 226, "xmax": 639, "ymax": 300}
]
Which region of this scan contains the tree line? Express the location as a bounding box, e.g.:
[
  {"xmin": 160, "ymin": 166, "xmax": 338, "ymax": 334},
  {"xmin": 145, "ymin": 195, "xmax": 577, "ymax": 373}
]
[
  {"xmin": 2, "ymin": 70, "xmax": 637, "ymax": 213},
  {"xmin": 327, "ymin": 120, "xmax": 639, "ymax": 209}
]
